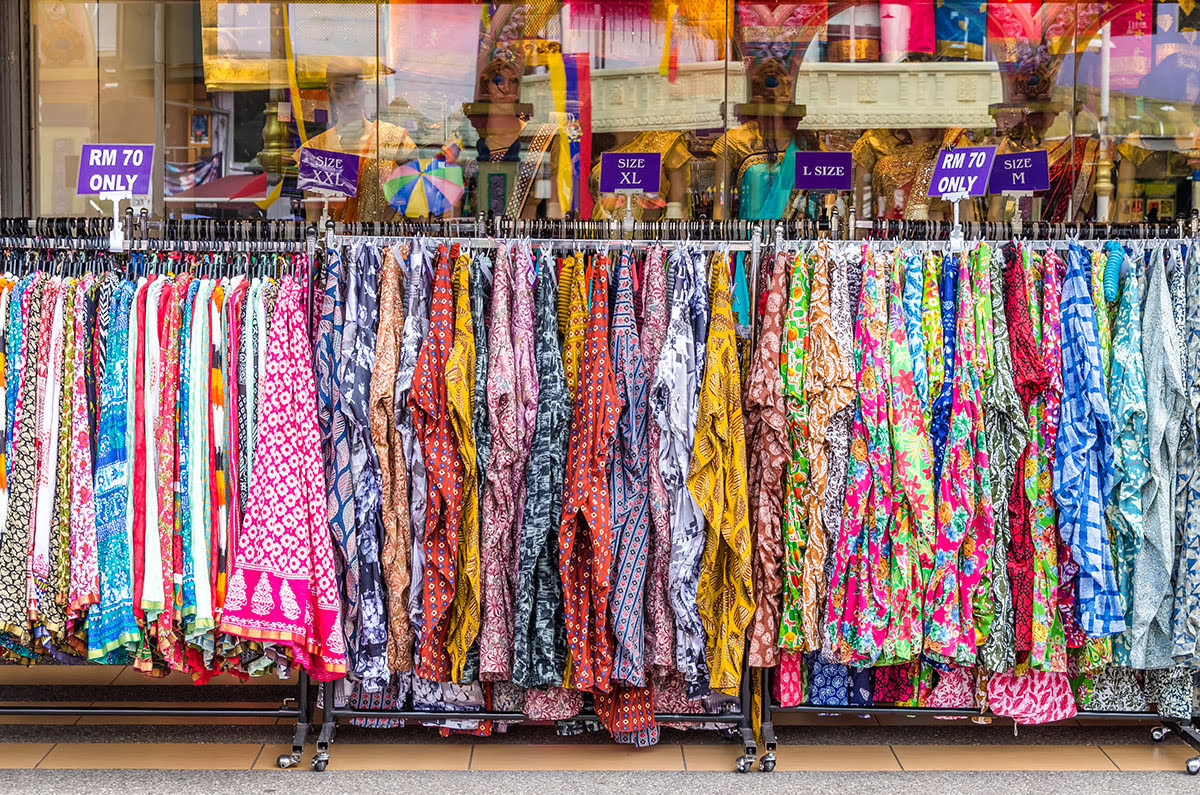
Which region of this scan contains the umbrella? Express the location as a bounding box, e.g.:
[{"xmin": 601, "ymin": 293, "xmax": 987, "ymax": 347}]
[{"xmin": 384, "ymin": 157, "xmax": 465, "ymax": 217}]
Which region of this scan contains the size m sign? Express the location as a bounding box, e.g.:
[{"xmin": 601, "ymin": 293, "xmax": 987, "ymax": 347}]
[{"xmin": 76, "ymin": 144, "xmax": 154, "ymax": 195}]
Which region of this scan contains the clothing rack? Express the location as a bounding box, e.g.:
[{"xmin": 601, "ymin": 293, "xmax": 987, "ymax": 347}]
[
  {"xmin": 303, "ymin": 664, "xmax": 760, "ymax": 773},
  {"xmin": 5, "ymin": 218, "xmax": 1197, "ymax": 773},
  {"xmin": 0, "ymin": 226, "xmax": 318, "ymax": 770},
  {"xmin": 758, "ymin": 667, "xmax": 1200, "ymax": 775}
]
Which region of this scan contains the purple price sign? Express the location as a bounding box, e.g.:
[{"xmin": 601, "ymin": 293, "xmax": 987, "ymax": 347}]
[
  {"xmin": 599, "ymin": 152, "xmax": 661, "ymax": 194},
  {"xmin": 76, "ymin": 144, "xmax": 154, "ymax": 195},
  {"xmin": 298, "ymin": 147, "xmax": 360, "ymax": 197},
  {"xmin": 795, "ymin": 151, "xmax": 852, "ymax": 190},
  {"xmin": 928, "ymin": 145, "xmax": 996, "ymax": 198},
  {"xmin": 989, "ymin": 149, "xmax": 1050, "ymax": 194}
]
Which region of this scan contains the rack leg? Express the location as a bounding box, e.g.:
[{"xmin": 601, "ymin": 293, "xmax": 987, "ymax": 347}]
[
  {"xmin": 277, "ymin": 671, "xmax": 311, "ymax": 769},
  {"xmin": 759, "ymin": 667, "xmax": 776, "ymax": 773},
  {"xmin": 312, "ymin": 678, "xmax": 338, "ymax": 772},
  {"xmin": 734, "ymin": 657, "xmax": 758, "ymax": 773},
  {"xmin": 1164, "ymin": 720, "xmax": 1200, "ymax": 775}
]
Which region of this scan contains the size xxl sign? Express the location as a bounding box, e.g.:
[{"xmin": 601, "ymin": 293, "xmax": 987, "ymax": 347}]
[
  {"xmin": 928, "ymin": 146, "xmax": 996, "ymax": 199},
  {"xmin": 76, "ymin": 144, "xmax": 154, "ymax": 195},
  {"xmin": 599, "ymin": 152, "xmax": 661, "ymax": 194}
]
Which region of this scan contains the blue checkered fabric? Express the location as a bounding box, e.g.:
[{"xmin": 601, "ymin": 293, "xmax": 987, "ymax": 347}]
[{"xmin": 1054, "ymin": 242, "xmax": 1124, "ymax": 637}]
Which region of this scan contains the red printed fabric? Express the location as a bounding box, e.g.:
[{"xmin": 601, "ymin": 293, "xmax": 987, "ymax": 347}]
[
  {"xmin": 410, "ymin": 245, "xmax": 463, "ymax": 682},
  {"xmin": 1001, "ymin": 242, "xmax": 1041, "ymax": 654},
  {"xmin": 559, "ymin": 256, "xmax": 619, "ymax": 693},
  {"xmin": 986, "ymin": 669, "xmax": 1078, "ymax": 724},
  {"xmin": 594, "ymin": 683, "xmax": 659, "ymax": 746}
]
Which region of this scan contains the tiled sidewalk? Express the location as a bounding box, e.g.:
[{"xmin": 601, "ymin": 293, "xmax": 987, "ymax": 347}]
[{"xmin": 0, "ymin": 741, "xmax": 1192, "ymax": 772}]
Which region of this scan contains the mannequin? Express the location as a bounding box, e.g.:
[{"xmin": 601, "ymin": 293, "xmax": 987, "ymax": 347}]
[
  {"xmin": 297, "ymin": 56, "xmax": 416, "ymax": 222},
  {"xmin": 852, "ymin": 127, "xmax": 973, "ymax": 220},
  {"xmin": 712, "ymin": 58, "xmax": 817, "ymax": 221},
  {"xmin": 590, "ymin": 130, "xmax": 692, "ymax": 221}
]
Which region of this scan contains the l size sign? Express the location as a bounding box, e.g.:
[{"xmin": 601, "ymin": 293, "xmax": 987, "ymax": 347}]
[
  {"xmin": 795, "ymin": 152, "xmax": 852, "ymax": 190},
  {"xmin": 76, "ymin": 144, "xmax": 154, "ymax": 195},
  {"xmin": 928, "ymin": 146, "xmax": 996, "ymax": 199},
  {"xmin": 599, "ymin": 152, "xmax": 661, "ymax": 194},
  {"xmin": 989, "ymin": 149, "xmax": 1050, "ymax": 194}
]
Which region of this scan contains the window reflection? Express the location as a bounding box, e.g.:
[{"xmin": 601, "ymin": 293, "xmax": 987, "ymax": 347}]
[{"xmin": 25, "ymin": 0, "xmax": 1200, "ymax": 226}]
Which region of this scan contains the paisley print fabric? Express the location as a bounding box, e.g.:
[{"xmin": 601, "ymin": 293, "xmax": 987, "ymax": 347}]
[
  {"xmin": 801, "ymin": 244, "xmax": 856, "ymax": 652},
  {"xmin": 372, "ymin": 245, "xmax": 413, "ymax": 673},
  {"xmin": 481, "ymin": 242, "xmax": 517, "ymax": 680},
  {"xmin": 688, "ymin": 248, "xmax": 753, "ymax": 696},
  {"xmin": 745, "ymin": 250, "xmax": 789, "ymax": 668}
]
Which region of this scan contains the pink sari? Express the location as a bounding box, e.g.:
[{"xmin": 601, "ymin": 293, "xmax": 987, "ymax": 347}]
[{"xmin": 219, "ymin": 275, "xmax": 346, "ymax": 680}]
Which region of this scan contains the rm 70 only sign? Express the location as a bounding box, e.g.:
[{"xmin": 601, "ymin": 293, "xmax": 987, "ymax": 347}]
[{"xmin": 76, "ymin": 144, "xmax": 154, "ymax": 195}]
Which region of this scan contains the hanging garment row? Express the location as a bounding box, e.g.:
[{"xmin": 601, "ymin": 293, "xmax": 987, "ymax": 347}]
[
  {"xmin": 0, "ymin": 247, "xmax": 339, "ymax": 682},
  {"xmin": 315, "ymin": 237, "xmax": 760, "ymax": 748},
  {"xmin": 749, "ymin": 237, "xmax": 1200, "ymax": 725}
]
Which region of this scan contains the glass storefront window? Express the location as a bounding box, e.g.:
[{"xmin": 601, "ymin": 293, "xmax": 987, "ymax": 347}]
[{"xmin": 25, "ymin": 1, "xmax": 1200, "ymax": 226}]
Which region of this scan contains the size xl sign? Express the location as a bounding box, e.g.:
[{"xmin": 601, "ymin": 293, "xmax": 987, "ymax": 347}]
[
  {"xmin": 795, "ymin": 152, "xmax": 852, "ymax": 190},
  {"xmin": 989, "ymin": 149, "xmax": 1050, "ymax": 194},
  {"xmin": 928, "ymin": 145, "xmax": 996, "ymax": 198},
  {"xmin": 76, "ymin": 144, "xmax": 154, "ymax": 195},
  {"xmin": 599, "ymin": 152, "xmax": 661, "ymax": 194}
]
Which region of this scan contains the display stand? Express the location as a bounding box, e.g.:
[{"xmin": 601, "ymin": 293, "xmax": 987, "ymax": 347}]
[
  {"xmin": 300, "ymin": 660, "xmax": 760, "ymax": 773},
  {"xmin": 759, "ymin": 666, "xmax": 1200, "ymax": 774}
]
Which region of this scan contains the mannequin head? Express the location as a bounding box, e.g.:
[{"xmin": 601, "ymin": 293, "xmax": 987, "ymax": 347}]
[{"xmin": 326, "ymin": 56, "xmax": 369, "ymax": 133}]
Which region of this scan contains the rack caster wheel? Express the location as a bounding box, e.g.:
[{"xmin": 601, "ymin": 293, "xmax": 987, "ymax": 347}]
[
  {"xmin": 312, "ymin": 755, "xmax": 329, "ymax": 772},
  {"xmin": 1151, "ymin": 726, "xmax": 1170, "ymax": 742},
  {"xmin": 759, "ymin": 752, "xmax": 777, "ymax": 772},
  {"xmin": 276, "ymin": 752, "xmax": 301, "ymax": 769},
  {"xmin": 735, "ymin": 754, "xmax": 755, "ymax": 773},
  {"xmin": 1186, "ymin": 757, "xmax": 1200, "ymax": 775}
]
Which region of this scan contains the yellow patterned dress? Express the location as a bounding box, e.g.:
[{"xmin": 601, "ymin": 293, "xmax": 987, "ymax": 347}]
[
  {"xmin": 445, "ymin": 251, "xmax": 480, "ymax": 683},
  {"xmin": 688, "ymin": 251, "xmax": 755, "ymax": 695}
]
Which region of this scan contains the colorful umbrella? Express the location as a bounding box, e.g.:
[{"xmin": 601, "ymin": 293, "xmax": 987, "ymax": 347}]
[{"xmin": 384, "ymin": 157, "xmax": 465, "ymax": 217}]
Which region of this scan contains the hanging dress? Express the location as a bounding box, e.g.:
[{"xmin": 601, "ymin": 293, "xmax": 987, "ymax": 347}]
[
  {"xmin": 445, "ymin": 249, "xmax": 481, "ymax": 684},
  {"xmin": 827, "ymin": 245, "xmax": 894, "ymax": 666},
  {"xmin": 481, "ymin": 242, "xmax": 518, "ymax": 680},
  {"xmin": 371, "ymin": 244, "xmax": 413, "ymax": 673},
  {"xmin": 745, "ymin": 250, "xmax": 789, "ymax": 668},
  {"xmin": 886, "ymin": 248, "xmax": 934, "ymax": 663},
  {"xmin": 688, "ymin": 249, "xmax": 754, "ymax": 694},
  {"xmin": 980, "ymin": 247, "xmax": 1028, "ymax": 673},
  {"xmin": 595, "ymin": 249, "xmax": 659, "ymax": 748},
  {"xmin": 512, "ymin": 249, "xmax": 570, "ymax": 690},
  {"xmin": 1131, "ymin": 244, "xmax": 1184, "ymax": 670},
  {"xmin": 559, "ymin": 255, "xmax": 619, "ymax": 693},
  {"xmin": 468, "ymin": 251, "xmax": 494, "ymax": 677},
  {"xmin": 410, "ymin": 244, "xmax": 462, "ymax": 682},
  {"xmin": 778, "ymin": 249, "xmax": 812, "ymax": 654},
  {"xmin": 650, "ymin": 245, "xmax": 710, "ymax": 696},
  {"xmin": 638, "ymin": 244, "xmax": 675, "ymax": 674},
  {"xmin": 1172, "ymin": 241, "xmax": 1200, "ymax": 663},
  {"xmin": 609, "ymin": 250, "xmax": 651, "ymax": 686},
  {"xmin": 1055, "ymin": 242, "xmax": 1121, "ymax": 637},
  {"xmin": 220, "ymin": 276, "xmax": 345, "ymax": 679}
]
